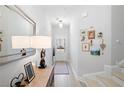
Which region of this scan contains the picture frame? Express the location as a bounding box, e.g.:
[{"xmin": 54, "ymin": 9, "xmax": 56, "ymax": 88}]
[
  {"xmin": 56, "ymin": 38, "xmax": 65, "ymax": 52},
  {"xmin": 88, "ymin": 31, "xmax": 95, "ymax": 39},
  {"xmin": 82, "ymin": 43, "xmax": 90, "ymax": 52},
  {"xmin": 24, "ymin": 62, "xmax": 35, "ymax": 83}
]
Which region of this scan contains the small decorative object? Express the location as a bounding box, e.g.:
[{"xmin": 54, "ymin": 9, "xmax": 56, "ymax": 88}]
[
  {"xmin": 81, "ymin": 30, "xmax": 86, "ymax": 35},
  {"xmin": 81, "ymin": 31, "xmax": 86, "ymax": 35},
  {"xmin": 88, "ymin": 26, "xmax": 95, "ymax": 39},
  {"xmin": 82, "ymin": 43, "xmax": 90, "ymax": 52},
  {"xmin": 90, "ymin": 44, "xmax": 101, "ymax": 56},
  {"xmin": 90, "ymin": 49, "xmax": 100, "ymax": 56},
  {"xmin": 24, "ymin": 62, "xmax": 35, "ymax": 82},
  {"xmin": 100, "ymin": 39, "xmax": 106, "ymax": 55},
  {"xmin": 81, "ymin": 36, "xmax": 86, "ymax": 42},
  {"xmin": 20, "ymin": 48, "xmax": 26, "ymax": 56},
  {"xmin": 80, "ymin": 29, "xmax": 87, "ymax": 42},
  {"xmin": 10, "ymin": 73, "xmax": 24, "ymax": 87},
  {"xmin": 31, "ymin": 36, "xmax": 51, "ymax": 68},
  {"xmin": 97, "ymin": 32, "xmax": 103, "ymax": 39},
  {"xmin": 39, "ymin": 48, "xmax": 47, "ymax": 68},
  {"xmin": 90, "ymin": 39, "xmax": 93, "ymax": 46}
]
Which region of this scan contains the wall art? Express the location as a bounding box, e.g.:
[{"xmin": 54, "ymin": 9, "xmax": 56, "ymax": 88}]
[
  {"xmin": 80, "ymin": 29, "xmax": 86, "ymax": 42},
  {"xmin": 90, "ymin": 46, "xmax": 100, "ymax": 56},
  {"xmin": 56, "ymin": 38, "xmax": 65, "ymax": 52},
  {"xmin": 97, "ymin": 32, "xmax": 103, "ymax": 39},
  {"xmin": 88, "ymin": 26, "xmax": 95, "ymax": 39},
  {"xmin": 80, "ymin": 26, "xmax": 106, "ymax": 56},
  {"xmin": 90, "ymin": 39, "xmax": 93, "ymax": 46},
  {"xmin": 82, "ymin": 43, "xmax": 90, "ymax": 52},
  {"xmin": 88, "ymin": 31, "xmax": 95, "ymax": 39},
  {"xmin": 100, "ymin": 39, "xmax": 106, "ymax": 55},
  {"xmin": 90, "ymin": 49, "xmax": 100, "ymax": 56}
]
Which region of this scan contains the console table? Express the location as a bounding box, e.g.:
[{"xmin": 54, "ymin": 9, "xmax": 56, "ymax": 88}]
[{"xmin": 21, "ymin": 66, "xmax": 54, "ymax": 87}]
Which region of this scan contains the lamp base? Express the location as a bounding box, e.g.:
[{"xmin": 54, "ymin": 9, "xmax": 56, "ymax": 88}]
[{"xmin": 38, "ymin": 65, "xmax": 47, "ymax": 69}]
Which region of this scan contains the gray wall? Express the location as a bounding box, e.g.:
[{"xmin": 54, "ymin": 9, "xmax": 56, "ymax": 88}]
[{"xmin": 111, "ymin": 6, "xmax": 124, "ymax": 65}]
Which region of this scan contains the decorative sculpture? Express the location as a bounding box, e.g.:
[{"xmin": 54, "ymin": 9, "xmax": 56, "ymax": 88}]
[
  {"xmin": 10, "ymin": 73, "xmax": 24, "ymax": 87},
  {"xmin": 39, "ymin": 48, "xmax": 47, "ymax": 68}
]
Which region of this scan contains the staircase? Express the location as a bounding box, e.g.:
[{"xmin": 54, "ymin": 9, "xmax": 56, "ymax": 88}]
[{"xmin": 80, "ymin": 66, "xmax": 124, "ymax": 87}]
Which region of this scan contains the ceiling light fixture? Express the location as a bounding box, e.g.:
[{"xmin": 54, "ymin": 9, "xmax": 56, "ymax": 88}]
[{"xmin": 59, "ymin": 23, "xmax": 63, "ymax": 28}]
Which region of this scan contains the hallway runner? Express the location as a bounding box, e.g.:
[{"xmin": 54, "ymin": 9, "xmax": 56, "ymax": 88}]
[{"xmin": 54, "ymin": 61, "xmax": 69, "ymax": 75}]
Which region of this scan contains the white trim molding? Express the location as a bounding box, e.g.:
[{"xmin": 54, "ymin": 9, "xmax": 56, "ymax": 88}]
[
  {"xmin": 69, "ymin": 62, "xmax": 79, "ymax": 80},
  {"xmin": 104, "ymin": 65, "xmax": 121, "ymax": 75},
  {"xmin": 82, "ymin": 71, "xmax": 105, "ymax": 77}
]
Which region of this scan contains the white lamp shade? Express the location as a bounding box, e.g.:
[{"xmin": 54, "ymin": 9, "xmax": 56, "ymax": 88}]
[
  {"xmin": 12, "ymin": 36, "xmax": 30, "ymax": 49},
  {"xmin": 31, "ymin": 36, "xmax": 51, "ymax": 48}
]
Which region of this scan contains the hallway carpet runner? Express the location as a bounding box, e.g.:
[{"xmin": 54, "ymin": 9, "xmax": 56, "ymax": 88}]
[{"xmin": 54, "ymin": 61, "xmax": 69, "ymax": 75}]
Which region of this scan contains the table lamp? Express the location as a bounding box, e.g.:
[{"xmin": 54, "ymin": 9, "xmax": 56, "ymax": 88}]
[
  {"xmin": 31, "ymin": 36, "xmax": 51, "ymax": 68},
  {"xmin": 12, "ymin": 36, "xmax": 30, "ymax": 56}
]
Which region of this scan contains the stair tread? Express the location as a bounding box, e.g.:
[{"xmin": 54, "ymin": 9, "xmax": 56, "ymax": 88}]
[
  {"xmin": 85, "ymin": 79, "xmax": 102, "ymax": 87},
  {"xmin": 96, "ymin": 75, "xmax": 121, "ymax": 87},
  {"xmin": 112, "ymin": 71, "xmax": 124, "ymax": 81}
]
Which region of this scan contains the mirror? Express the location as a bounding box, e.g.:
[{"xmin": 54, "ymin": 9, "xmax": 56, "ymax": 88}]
[{"xmin": 0, "ymin": 5, "xmax": 36, "ymax": 65}]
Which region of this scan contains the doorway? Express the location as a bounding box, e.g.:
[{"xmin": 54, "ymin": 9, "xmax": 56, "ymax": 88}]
[{"xmin": 51, "ymin": 23, "xmax": 70, "ymax": 63}]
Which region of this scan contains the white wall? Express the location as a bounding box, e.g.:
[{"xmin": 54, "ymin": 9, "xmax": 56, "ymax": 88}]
[
  {"xmin": 111, "ymin": 6, "xmax": 124, "ymax": 65},
  {"xmin": 69, "ymin": 16, "xmax": 79, "ymax": 75},
  {"xmin": 77, "ymin": 6, "xmax": 111, "ymax": 76}
]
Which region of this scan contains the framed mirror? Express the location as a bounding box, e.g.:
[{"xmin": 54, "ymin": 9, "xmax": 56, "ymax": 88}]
[{"xmin": 0, "ymin": 5, "xmax": 36, "ymax": 65}]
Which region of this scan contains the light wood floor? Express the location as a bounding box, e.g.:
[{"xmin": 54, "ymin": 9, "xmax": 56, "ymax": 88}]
[
  {"xmin": 53, "ymin": 61, "xmax": 124, "ymax": 87},
  {"xmin": 53, "ymin": 61, "xmax": 82, "ymax": 87}
]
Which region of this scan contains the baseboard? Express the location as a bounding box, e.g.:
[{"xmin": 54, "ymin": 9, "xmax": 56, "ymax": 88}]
[
  {"xmin": 82, "ymin": 71, "xmax": 105, "ymax": 77},
  {"xmin": 69, "ymin": 63, "xmax": 79, "ymax": 80},
  {"xmin": 70, "ymin": 64, "xmax": 121, "ymax": 83},
  {"xmin": 104, "ymin": 65, "xmax": 120, "ymax": 74},
  {"xmin": 78, "ymin": 71, "xmax": 104, "ymax": 87},
  {"xmin": 55, "ymin": 60, "xmax": 70, "ymax": 63},
  {"xmin": 69, "ymin": 63, "xmax": 105, "ymax": 81}
]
